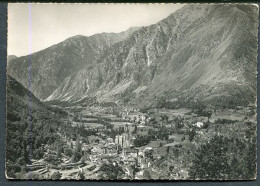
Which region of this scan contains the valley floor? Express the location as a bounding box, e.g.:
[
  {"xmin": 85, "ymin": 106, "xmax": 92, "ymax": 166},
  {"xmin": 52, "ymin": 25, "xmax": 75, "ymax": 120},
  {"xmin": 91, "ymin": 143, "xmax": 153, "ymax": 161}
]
[{"xmin": 14, "ymin": 103, "xmax": 256, "ymax": 180}]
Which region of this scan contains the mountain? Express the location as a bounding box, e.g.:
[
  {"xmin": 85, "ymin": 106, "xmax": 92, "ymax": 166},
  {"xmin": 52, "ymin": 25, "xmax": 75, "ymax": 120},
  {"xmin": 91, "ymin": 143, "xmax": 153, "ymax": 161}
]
[
  {"xmin": 6, "ymin": 75, "xmax": 47, "ymax": 110},
  {"xmin": 45, "ymin": 4, "xmax": 258, "ymax": 108},
  {"xmin": 5, "ymin": 75, "xmax": 70, "ymax": 178},
  {"xmin": 7, "ymin": 27, "xmax": 139, "ymax": 100},
  {"xmin": 6, "ymin": 75, "xmax": 51, "ymax": 165},
  {"xmin": 7, "ymin": 55, "xmax": 18, "ymax": 63}
]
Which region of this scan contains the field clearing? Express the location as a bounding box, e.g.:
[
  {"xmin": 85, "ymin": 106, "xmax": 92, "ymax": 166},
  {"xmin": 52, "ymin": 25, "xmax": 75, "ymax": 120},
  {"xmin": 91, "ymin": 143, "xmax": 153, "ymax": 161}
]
[
  {"xmin": 164, "ymin": 140, "xmax": 196, "ymax": 152},
  {"xmin": 153, "ymin": 146, "xmax": 168, "ymax": 157},
  {"xmin": 168, "ymin": 134, "xmax": 189, "ymax": 143},
  {"xmin": 154, "ymin": 108, "xmax": 191, "ymax": 117},
  {"xmin": 144, "ymin": 140, "xmax": 167, "ymax": 148},
  {"xmin": 110, "ymin": 121, "xmax": 132, "ymax": 129},
  {"xmin": 84, "ymin": 123, "xmax": 103, "ymax": 128},
  {"xmin": 97, "ymin": 114, "xmax": 118, "ymax": 119},
  {"xmin": 110, "ymin": 121, "xmax": 132, "ymax": 125},
  {"xmin": 210, "ymin": 110, "xmax": 246, "ymax": 122},
  {"xmin": 80, "ymin": 110, "xmax": 93, "ymax": 115},
  {"xmin": 82, "ymin": 118, "xmax": 98, "ymax": 122}
]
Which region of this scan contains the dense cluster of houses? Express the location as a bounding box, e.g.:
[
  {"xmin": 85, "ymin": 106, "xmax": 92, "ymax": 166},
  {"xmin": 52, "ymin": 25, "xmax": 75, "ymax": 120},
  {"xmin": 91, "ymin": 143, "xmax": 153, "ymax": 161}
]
[
  {"xmin": 33, "ymin": 105, "xmax": 219, "ymax": 179},
  {"xmin": 70, "ymin": 106, "xmax": 211, "ymax": 177}
]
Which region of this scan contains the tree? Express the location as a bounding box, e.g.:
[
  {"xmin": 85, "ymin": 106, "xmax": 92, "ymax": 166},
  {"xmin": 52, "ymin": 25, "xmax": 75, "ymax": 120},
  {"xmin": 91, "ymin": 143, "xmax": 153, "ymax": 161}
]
[
  {"xmin": 143, "ymin": 169, "xmax": 151, "ymax": 179},
  {"xmin": 27, "ymin": 172, "xmax": 43, "ymax": 179},
  {"xmin": 189, "ymin": 128, "xmax": 196, "ymax": 142},
  {"xmin": 34, "ymin": 148, "xmax": 44, "ymax": 159},
  {"xmin": 71, "ymin": 150, "xmax": 82, "ymax": 163},
  {"xmin": 133, "ymin": 125, "xmax": 137, "ymax": 134},
  {"xmin": 51, "ymin": 171, "xmax": 62, "ymax": 179},
  {"xmin": 189, "ymin": 135, "xmax": 256, "ymax": 180},
  {"xmin": 78, "ymin": 171, "xmax": 85, "ymax": 179},
  {"xmin": 204, "ymin": 111, "xmax": 212, "ymax": 122},
  {"xmin": 45, "ymin": 154, "xmax": 57, "ymax": 163},
  {"xmin": 175, "ymin": 117, "xmax": 183, "ymax": 129},
  {"xmin": 106, "ymin": 123, "xmax": 114, "ymax": 130},
  {"xmin": 157, "ymin": 127, "xmax": 170, "ymax": 140},
  {"xmin": 144, "ymin": 149, "xmax": 153, "ymax": 159},
  {"xmin": 64, "ymin": 147, "xmax": 72, "ymax": 157},
  {"xmin": 133, "ymin": 136, "xmax": 151, "ymax": 147},
  {"xmin": 169, "ymin": 165, "xmax": 174, "ymax": 172},
  {"xmin": 99, "ymin": 163, "xmax": 125, "ymax": 179},
  {"xmin": 161, "ymin": 115, "xmax": 169, "ymax": 123},
  {"xmin": 166, "ymin": 146, "xmax": 170, "ymax": 153},
  {"xmin": 56, "ymin": 146, "xmax": 63, "ymax": 159},
  {"xmin": 189, "ymin": 135, "xmax": 231, "ymax": 179},
  {"xmin": 34, "ymin": 136, "xmax": 42, "ymax": 149}
]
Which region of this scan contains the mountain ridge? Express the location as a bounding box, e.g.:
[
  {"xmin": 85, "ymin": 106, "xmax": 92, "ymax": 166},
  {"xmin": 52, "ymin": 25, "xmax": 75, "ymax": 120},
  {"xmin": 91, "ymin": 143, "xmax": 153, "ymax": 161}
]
[
  {"xmin": 46, "ymin": 4, "xmax": 258, "ymax": 108},
  {"xmin": 7, "ymin": 26, "xmax": 140, "ymax": 100},
  {"xmin": 8, "ymin": 4, "xmax": 258, "ymax": 108}
]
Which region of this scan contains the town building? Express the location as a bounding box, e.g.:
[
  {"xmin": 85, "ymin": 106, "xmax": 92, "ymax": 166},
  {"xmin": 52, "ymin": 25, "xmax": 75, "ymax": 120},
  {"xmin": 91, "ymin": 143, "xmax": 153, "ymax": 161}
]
[{"xmin": 115, "ymin": 133, "xmax": 131, "ymax": 148}]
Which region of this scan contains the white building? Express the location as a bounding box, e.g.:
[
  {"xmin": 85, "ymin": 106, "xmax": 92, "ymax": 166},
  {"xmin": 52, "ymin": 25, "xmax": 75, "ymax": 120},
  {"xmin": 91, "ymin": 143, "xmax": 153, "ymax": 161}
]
[{"xmin": 193, "ymin": 122, "xmax": 204, "ymax": 128}]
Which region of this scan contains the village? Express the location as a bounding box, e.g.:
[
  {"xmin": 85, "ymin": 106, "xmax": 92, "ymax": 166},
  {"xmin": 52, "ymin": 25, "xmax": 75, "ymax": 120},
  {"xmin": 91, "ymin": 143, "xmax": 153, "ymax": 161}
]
[{"xmin": 24, "ymin": 102, "xmax": 256, "ymax": 180}]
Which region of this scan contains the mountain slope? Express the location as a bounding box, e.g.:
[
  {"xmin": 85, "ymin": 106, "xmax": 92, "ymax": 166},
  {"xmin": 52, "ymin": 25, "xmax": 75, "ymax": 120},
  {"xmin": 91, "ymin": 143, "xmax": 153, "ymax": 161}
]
[
  {"xmin": 6, "ymin": 75, "xmax": 64, "ymax": 177},
  {"xmin": 7, "ymin": 27, "xmax": 139, "ymax": 100},
  {"xmin": 135, "ymin": 4, "xmax": 258, "ymax": 108},
  {"xmin": 46, "ymin": 4, "xmax": 258, "ymax": 108}
]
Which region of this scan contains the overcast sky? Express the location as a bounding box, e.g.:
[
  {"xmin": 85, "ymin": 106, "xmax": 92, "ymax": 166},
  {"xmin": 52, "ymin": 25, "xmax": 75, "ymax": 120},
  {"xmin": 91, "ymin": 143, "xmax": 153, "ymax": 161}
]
[{"xmin": 8, "ymin": 3, "xmax": 184, "ymax": 57}]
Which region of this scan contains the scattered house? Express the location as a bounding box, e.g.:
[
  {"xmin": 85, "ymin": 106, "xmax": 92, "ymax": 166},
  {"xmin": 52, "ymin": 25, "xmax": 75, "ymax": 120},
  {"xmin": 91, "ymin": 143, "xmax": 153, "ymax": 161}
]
[
  {"xmin": 125, "ymin": 165, "xmax": 134, "ymax": 177},
  {"xmin": 91, "ymin": 146, "xmax": 101, "ymax": 154},
  {"xmin": 107, "ymin": 138, "xmax": 114, "ymax": 143},
  {"xmin": 195, "ymin": 129, "xmax": 207, "ymax": 136},
  {"xmin": 100, "ymin": 154, "xmax": 118, "ymax": 161},
  {"xmin": 140, "ymin": 114, "xmax": 149, "ymax": 124},
  {"xmin": 165, "ymin": 124, "xmax": 172, "ymax": 128},
  {"xmin": 89, "ymin": 154, "xmax": 99, "ymax": 162},
  {"xmin": 122, "ymin": 147, "xmax": 138, "ymax": 158},
  {"xmin": 102, "ymin": 143, "xmax": 118, "ymax": 155},
  {"xmin": 193, "ymin": 122, "xmax": 204, "ymax": 128},
  {"xmin": 124, "ymin": 157, "xmax": 137, "ymax": 165},
  {"xmin": 137, "ymin": 153, "xmax": 144, "ymax": 164},
  {"xmin": 127, "ymin": 112, "xmax": 143, "ymax": 123},
  {"xmin": 145, "ymin": 158, "xmax": 153, "ymax": 168},
  {"xmin": 123, "ymin": 123, "xmax": 134, "ymax": 132},
  {"xmin": 82, "ymin": 144, "xmax": 91, "ymax": 151},
  {"xmin": 99, "ymin": 140, "xmax": 106, "ymax": 145},
  {"xmin": 86, "ymin": 164, "xmax": 97, "ymax": 171}
]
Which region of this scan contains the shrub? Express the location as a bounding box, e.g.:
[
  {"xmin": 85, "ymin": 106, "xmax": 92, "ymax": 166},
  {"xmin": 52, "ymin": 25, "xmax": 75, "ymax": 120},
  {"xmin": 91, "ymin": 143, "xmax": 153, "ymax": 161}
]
[
  {"xmin": 51, "ymin": 171, "xmax": 62, "ymax": 179},
  {"xmin": 189, "ymin": 135, "xmax": 256, "ymax": 179},
  {"xmin": 215, "ymin": 118, "xmax": 238, "ymax": 124}
]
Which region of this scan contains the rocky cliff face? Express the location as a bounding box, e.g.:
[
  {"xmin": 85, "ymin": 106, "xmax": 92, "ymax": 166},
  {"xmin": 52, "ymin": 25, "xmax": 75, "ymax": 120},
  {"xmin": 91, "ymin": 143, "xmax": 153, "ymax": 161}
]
[
  {"xmin": 45, "ymin": 4, "xmax": 258, "ymax": 108},
  {"xmin": 8, "ymin": 4, "xmax": 258, "ymax": 108}
]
